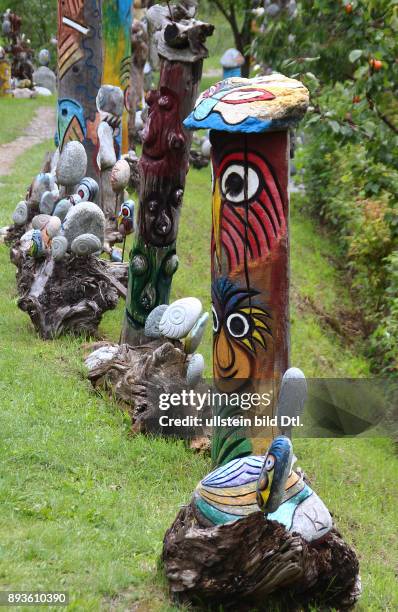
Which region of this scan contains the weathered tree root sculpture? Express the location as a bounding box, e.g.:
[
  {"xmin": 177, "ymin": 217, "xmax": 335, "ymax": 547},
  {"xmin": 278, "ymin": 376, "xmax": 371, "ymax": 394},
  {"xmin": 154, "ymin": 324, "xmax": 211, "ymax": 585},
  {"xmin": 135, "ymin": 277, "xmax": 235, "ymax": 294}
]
[
  {"xmin": 11, "ymin": 250, "xmax": 121, "ymax": 339},
  {"xmin": 162, "ymin": 504, "xmax": 361, "ymax": 610},
  {"xmin": 87, "ymin": 340, "xmax": 188, "ymax": 432}
]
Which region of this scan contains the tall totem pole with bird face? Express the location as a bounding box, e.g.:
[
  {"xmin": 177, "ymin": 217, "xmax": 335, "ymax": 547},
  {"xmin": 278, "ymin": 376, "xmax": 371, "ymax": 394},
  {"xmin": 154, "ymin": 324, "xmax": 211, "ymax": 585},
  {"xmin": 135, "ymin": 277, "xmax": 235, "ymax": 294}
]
[{"xmin": 185, "ymin": 74, "xmax": 309, "ymax": 456}]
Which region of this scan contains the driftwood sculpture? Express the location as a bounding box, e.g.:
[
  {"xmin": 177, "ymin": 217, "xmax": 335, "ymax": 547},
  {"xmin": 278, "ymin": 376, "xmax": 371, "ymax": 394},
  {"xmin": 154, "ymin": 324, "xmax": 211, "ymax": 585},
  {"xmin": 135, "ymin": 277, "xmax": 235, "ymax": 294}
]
[
  {"xmin": 121, "ymin": 0, "xmax": 214, "ymax": 345},
  {"xmin": 9, "ymin": 142, "xmax": 125, "ymax": 338},
  {"xmin": 86, "ymin": 297, "xmax": 209, "ymax": 434},
  {"xmin": 162, "ymin": 76, "xmax": 361, "ymax": 608}
]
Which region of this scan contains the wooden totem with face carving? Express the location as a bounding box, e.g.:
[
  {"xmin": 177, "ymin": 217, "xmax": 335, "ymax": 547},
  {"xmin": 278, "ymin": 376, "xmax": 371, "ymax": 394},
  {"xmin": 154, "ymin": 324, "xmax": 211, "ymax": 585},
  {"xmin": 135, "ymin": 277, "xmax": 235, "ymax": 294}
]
[
  {"xmin": 122, "ymin": 2, "xmax": 214, "ymax": 345},
  {"xmin": 185, "ymin": 75, "xmax": 309, "ymax": 453}
]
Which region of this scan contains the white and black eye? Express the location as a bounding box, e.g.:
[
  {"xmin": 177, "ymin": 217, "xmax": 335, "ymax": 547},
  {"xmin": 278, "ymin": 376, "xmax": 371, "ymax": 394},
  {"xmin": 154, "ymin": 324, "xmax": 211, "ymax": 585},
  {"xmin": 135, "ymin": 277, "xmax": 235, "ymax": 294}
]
[
  {"xmin": 226, "ymin": 313, "xmax": 249, "ymax": 338},
  {"xmin": 265, "ymin": 454, "xmax": 275, "ymax": 471},
  {"xmin": 220, "ymin": 163, "xmax": 260, "ymax": 203},
  {"xmin": 212, "ymin": 306, "xmax": 219, "ymax": 333}
]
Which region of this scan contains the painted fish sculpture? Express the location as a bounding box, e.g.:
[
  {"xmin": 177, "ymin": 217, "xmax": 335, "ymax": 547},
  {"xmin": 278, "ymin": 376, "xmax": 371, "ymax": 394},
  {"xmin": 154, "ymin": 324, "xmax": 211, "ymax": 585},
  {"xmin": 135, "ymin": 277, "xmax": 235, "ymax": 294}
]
[{"xmin": 193, "ymin": 436, "xmax": 332, "ymax": 542}]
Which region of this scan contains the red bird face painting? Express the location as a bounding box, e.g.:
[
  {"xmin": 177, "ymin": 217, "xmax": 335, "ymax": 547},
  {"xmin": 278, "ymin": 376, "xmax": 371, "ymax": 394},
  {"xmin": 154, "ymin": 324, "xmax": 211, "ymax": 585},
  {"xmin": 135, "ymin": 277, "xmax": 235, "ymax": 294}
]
[{"xmin": 211, "ymin": 148, "xmax": 287, "ymax": 274}]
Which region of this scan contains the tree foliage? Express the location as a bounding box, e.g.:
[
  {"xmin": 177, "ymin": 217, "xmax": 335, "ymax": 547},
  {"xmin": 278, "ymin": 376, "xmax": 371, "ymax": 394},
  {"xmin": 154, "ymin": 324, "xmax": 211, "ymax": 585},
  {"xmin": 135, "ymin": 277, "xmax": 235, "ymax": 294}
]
[
  {"xmin": 0, "ymin": 0, "xmax": 57, "ymax": 55},
  {"xmin": 254, "ymin": 0, "xmax": 398, "ymax": 373}
]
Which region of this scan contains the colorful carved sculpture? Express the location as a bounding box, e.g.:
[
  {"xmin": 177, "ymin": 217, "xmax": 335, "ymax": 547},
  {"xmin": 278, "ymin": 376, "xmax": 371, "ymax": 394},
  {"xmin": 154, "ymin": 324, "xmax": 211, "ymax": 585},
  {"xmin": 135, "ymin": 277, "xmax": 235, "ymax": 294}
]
[
  {"xmin": 57, "ymin": 0, "xmax": 103, "ymax": 183},
  {"xmin": 185, "ymin": 74, "xmax": 309, "ymax": 451},
  {"xmin": 0, "ymin": 47, "xmax": 11, "ymax": 97},
  {"xmin": 121, "ymin": 1, "xmax": 214, "ymax": 345},
  {"xmin": 162, "ymin": 76, "xmax": 361, "ymax": 607},
  {"xmin": 102, "ymin": 0, "xmax": 132, "ymax": 153}
]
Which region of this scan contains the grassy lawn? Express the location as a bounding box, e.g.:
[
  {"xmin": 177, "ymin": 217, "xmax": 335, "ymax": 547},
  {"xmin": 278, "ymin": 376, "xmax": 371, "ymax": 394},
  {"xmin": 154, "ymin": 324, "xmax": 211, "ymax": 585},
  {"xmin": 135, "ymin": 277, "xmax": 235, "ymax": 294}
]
[
  {"xmin": 0, "ymin": 96, "xmax": 55, "ymax": 145},
  {"xmin": 0, "ymin": 107, "xmax": 397, "ymax": 611}
]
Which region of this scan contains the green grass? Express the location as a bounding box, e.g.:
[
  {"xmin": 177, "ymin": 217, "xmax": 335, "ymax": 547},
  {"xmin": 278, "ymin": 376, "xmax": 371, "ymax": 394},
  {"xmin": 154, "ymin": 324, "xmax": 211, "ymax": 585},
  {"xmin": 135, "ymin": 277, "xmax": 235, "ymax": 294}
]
[
  {"xmin": 0, "ymin": 96, "xmax": 55, "ymax": 145},
  {"xmin": 0, "ymin": 107, "xmax": 397, "ymax": 611}
]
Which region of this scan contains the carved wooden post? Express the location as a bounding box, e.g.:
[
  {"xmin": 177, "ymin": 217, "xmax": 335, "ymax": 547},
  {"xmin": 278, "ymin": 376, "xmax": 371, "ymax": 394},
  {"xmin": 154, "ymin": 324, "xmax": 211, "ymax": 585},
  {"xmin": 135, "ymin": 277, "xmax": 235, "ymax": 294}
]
[
  {"xmin": 102, "ymin": 0, "xmax": 132, "ymax": 154},
  {"xmin": 185, "ymin": 75, "xmax": 309, "ymax": 456},
  {"xmin": 0, "ymin": 55, "xmax": 11, "ymax": 96},
  {"xmin": 127, "ymin": 17, "xmax": 149, "ymax": 150},
  {"xmin": 121, "ymin": 2, "xmax": 214, "ymax": 345},
  {"xmin": 57, "ymin": 0, "xmax": 103, "ymax": 183}
]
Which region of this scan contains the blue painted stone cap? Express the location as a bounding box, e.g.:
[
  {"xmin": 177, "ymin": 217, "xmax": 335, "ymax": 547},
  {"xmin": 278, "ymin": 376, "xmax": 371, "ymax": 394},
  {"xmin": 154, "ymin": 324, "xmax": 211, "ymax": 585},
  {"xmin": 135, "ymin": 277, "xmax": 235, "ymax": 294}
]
[{"xmin": 184, "ymin": 74, "xmax": 309, "ymax": 133}]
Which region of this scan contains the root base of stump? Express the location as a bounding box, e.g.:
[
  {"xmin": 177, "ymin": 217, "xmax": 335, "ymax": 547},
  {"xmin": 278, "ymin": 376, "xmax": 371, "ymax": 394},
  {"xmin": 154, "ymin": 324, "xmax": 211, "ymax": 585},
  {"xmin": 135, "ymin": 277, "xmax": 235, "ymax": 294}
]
[
  {"xmin": 12, "ymin": 251, "xmax": 123, "ymax": 339},
  {"xmin": 162, "ymin": 504, "xmax": 361, "ymax": 610}
]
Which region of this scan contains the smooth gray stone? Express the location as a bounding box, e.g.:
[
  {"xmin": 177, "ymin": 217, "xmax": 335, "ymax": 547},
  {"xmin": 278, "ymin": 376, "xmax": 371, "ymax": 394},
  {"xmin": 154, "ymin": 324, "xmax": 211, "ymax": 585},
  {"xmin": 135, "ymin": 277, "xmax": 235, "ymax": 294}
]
[
  {"xmin": 96, "ymin": 85, "xmax": 124, "ymax": 116},
  {"xmin": 30, "ymin": 173, "xmax": 55, "ymax": 205},
  {"xmin": 40, "ymin": 190, "xmax": 57, "ymax": 215},
  {"xmin": 51, "ymin": 235, "xmax": 68, "ymax": 261},
  {"xmin": 186, "ymin": 353, "xmax": 205, "ymax": 387},
  {"xmin": 144, "ymin": 305, "xmax": 168, "ymax": 338},
  {"xmin": 71, "ymin": 233, "xmax": 102, "ymax": 256},
  {"xmin": 56, "ymin": 141, "xmax": 87, "ymax": 187},
  {"xmin": 32, "ymin": 214, "xmax": 51, "ymax": 230},
  {"xmin": 32, "ymin": 66, "xmax": 56, "ymax": 93},
  {"xmin": 35, "ymin": 86, "xmax": 52, "ymax": 97},
  {"xmin": 53, "ymin": 198, "xmax": 72, "ymax": 222},
  {"xmin": 62, "ymin": 202, "xmax": 105, "ymax": 246},
  {"xmin": 97, "ymin": 122, "xmax": 117, "ymax": 170},
  {"xmin": 12, "ymin": 201, "xmax": 28, "ymax": 226},
  {"xmin": 38, "ymin": 49, "xmax": 50, "ymax": 66},
  {"xmin": 85, "ymin": 345, "xmax": 118, "ymax": 371}
]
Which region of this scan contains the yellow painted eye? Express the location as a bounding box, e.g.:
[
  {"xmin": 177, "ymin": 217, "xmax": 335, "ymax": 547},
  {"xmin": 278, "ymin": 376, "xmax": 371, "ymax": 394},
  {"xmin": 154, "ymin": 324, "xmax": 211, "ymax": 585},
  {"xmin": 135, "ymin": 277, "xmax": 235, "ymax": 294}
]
[{"xmin": 265, "ymin": 454, "xmax": 275, "ymax": 471}]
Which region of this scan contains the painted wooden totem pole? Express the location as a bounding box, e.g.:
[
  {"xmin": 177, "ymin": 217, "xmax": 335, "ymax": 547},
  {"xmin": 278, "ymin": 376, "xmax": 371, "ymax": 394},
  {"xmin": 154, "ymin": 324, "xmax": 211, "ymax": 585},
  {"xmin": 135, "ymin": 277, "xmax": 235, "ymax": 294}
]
[
  {"xmin": 186, "ymin": 74, "xmax": 308, "ymax": 454},
  {"xmin": 0, "ymin": 48, "xmax": 11, "ymax": 96},
  {"xmin": 57, "ymin": 0, "xmax": 103, "ymax": 183},
  {"xmin": 102, "ymin": 0, "xmax": 132, "ymax": 154},
  {"xmin": 121, "ymin": 1, "xmax": 214, "ymax": 345},
  {"xmin": 161, "ymin": 76, "xmax": 361, "ymax": 608}
]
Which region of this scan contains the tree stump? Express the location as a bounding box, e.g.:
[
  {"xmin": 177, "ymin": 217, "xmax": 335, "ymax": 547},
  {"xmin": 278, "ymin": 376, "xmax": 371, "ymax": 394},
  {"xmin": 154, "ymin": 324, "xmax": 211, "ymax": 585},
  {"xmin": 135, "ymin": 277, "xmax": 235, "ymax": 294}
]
[
  {"xmin": 162, "ymin": 504, "xmax": 361, "ymax": 610},
  {"xmin": 11, "ymin": 250, "xmax": 120, "ymax": 339},
  {"xmin": 86, "ymin": 339, "xmax": 199, "ymax": 436}
]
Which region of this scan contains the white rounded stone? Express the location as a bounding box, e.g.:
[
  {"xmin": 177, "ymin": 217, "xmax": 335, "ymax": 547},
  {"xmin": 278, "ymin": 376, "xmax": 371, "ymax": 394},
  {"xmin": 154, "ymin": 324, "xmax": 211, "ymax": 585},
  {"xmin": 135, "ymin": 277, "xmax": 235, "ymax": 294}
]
[
  {"xmin": 186, "ymin": 353, "xmax": 205, "ymax": 387},
  {"xmin": 159, "ymin": 297, "xmax": 203, "ymax": 339}
]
